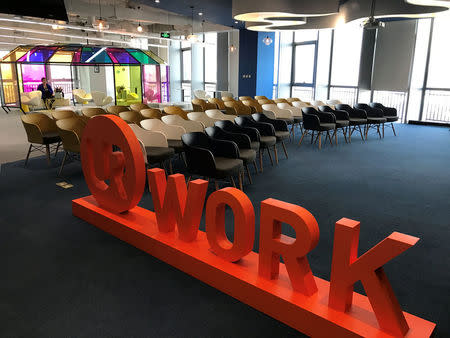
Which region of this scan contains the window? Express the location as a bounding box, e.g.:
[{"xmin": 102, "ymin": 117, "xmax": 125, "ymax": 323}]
[
  {"xmin": 295, "ymin": 30, "xmax": 318, "ymax": 43},
  {"xmin": 294, "ymin": 44, "xmax": 316, "ymax": 84},
  {"xmin": 291, "ymin": 30, "xmax": 318, "ymax": 99},
  {"xmin": 427, "ymin": 17, "xmax": 450, "ymax": 89},
  {"xmin": 182, "ymin": 49, "xmax": 191, "ymax": 81},
  {"xmin": 204, "ymin": 33, "xmax": 217, "ymax": 97},
  {"xmin": 181, "ymin": 38, "xmax": 191, "ymax": 102}
]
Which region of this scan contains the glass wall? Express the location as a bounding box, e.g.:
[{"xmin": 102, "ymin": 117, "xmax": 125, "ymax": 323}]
[
  {"xmin": 114, "ymin": 65, "xmax": 142, "ymax": 106},
  {"xmin": 142, "ymin": 64, "xmax": 161, "ymax": 104},
  {"xmin": 204, "ymin": 33, "xmax": 217, "ymax": 97}
]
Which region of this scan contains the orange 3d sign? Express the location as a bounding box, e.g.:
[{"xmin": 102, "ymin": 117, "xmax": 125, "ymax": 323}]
[{"xmin": 73, "ymin": 115, "xmax": 436, "ymax": 337}]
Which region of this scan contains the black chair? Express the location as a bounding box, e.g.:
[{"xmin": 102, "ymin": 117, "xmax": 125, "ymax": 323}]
[
  {"xmin": 298, "ymin": 112, "xmax": 335, "ymax": 149},
  {"xmin": 181, "ymin": 132, "xmax": 244, "ymax": 190},
  {"xmin": 302, "ymin": 107, "xmax": 336, "ymax": 147},
  {"xmin": 214, "ymin": 120, "xmax": 260, "ymax": 153},
  {"xmin": 235, "ymin": 116, "xmax": 277, "ymax": 172},
  {"xmin": 319, "ymin": 106, "xmax": 350, "ymax": 144},
  {"xmin": 335, "ymin": 104, "xmax": 367, "ymax": 142},
  {"xmin": 206, "ymin": 126, "xmax": 257, "ymax": 184},
  {"xmin": 252, "ymin": 113, "xmax": 289, "ymax": 160},
  {"xmin": 354, "ymin": 103, "xmax": 387, "ymax": 139},
  {"xmin": 370, "ymin": 102, "xmax": 399, "ymax": 136}
]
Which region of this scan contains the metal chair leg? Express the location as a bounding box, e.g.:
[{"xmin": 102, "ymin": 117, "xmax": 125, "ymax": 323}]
[
  {"xmin": 58, "ymin": 151, "xmax": 68, "ymax": 176},
  {"xmin": 230, "ymin": 176, "xmax": 236, "ymax": 188},
  {"xmin": 45, "ymin": 144, "xmax": 51, "ymax": 166},
  {"xmin": 391, "ymin": 122, "xmax": 397, "ymax": 136},
  {"xmin": 281, "ymin": 141, "xmax": 288, "ymax": 159},
  {"xmin": 24, "ymin": 144, "xmax": 32, "ymax": 167}
]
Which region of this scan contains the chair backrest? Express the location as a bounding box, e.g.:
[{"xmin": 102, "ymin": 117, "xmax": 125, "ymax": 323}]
[
  {"xmin": 292, "ymin": 101, "xmax": 310, "ymax": 108},
  {"xmin": 130, "ymin": 103, "xmax": 150, "ymax": 112},
  {"xmin": 119, "ymin": 110, "xmax": 144, "ymax": 124},
  {"xmin": 162, "ymin": 114, "xmax": 204, "ymax": 133},
  {"xmin": 239, "ymin": 96, "xmax": 253, "ymax": 101},
  {"xmin": 187, "ymin": 112, "xmax": 218, "ymax": 128},
  {"xmin": 302, "ymin": 106, "xmax": 319, "ymax": 115},
  {"xmin": 354, "ymin": 103, "xmax": 370, "ymax": 111},
  {"xmin": 286, "ymin": 98, "xmax": 300, "ymax": 103},
  {"xmin": 311, "ymin": 100, "xmax": 326, "ymax": 107},
  {"xmin": 254, "ymin": 95, "xmax": 268, "ymax": 100},
  {"xmin": 208, "ymin": 98, "xmax": 226, "ymax": 110},
  {"xmin": 72, "ymin": 89, "xmax": 87, "ymax": 97},
  {"xmin": 141, "ymin": 118, "xmax": 186, "ymax": 140},
  {"xmin": 274, "ymin": 98, "xmax": 289, "ymax": 104},
  {"xmin": 194, "ymin": 89, "xmax": 209, "ymax": 100},
  {"xmin": 369, "ymin": 102, "xmax": 384, "ymax": 109},
  {"xmin": 192, "ymin": 98, "xmax": 207, "ymax": 112},
  {"xmin": 220, "ymin": 91, "xmax": 233, "ymax": 98},
  {"xmin": 224, "ymin": 101, "xmax": 252, "ymax": 115},
  {"xmin": 56, "ymin": 117, "xmax": 86, "ymax": 153},
  {"xmin": 29, "ymin": 91, "xmax": 42, "ymax": 99},
  {"xmin": 91, "ymin": 91, "xmax": 106, "ymax": 105},
  {"xmin": 21, "ymin": 113, "xmax": 58, "ymax": 144},
  {"xmin": 82, "ymin": 107, "xmax": 106, "ymax": 118},
  {"xmin": 107, "ymin": 105, "xmax": 129, "ymax": 115},
  {"xmin": 222, "ymin": 96, "xmax": 235, "ymax": 102},
  {"xmin": 140, "ymin": 108, "xmax": 163, "ymax": 120},
  {"xmin": 205, "ymin": 109, "xmax": 236, "ymax": 122},
  {"xmin": 302, "ymin": 112, "xmax": 320, "ymax": 130},
  {"xmin": 261, "ymin": 103, "xmax": 279, "ymax": 112},
  {"xmin": 258, "ymin": 98, "xmax": 275, "ymax": 105},
  {"xmin": 327, "ymin": 99, "xmax": 342, "ymax": 105},
  {"xmin": 52, "ymin": 110, "xmax": 78, "ymax": 121},
  {"xmin": 242, "ymin": 99, "xmax": 263, "ymax": 113},
  {"xmin": 128, "ymin": 123, "xmax": 168, "ymax": 147},
  {"xmin": 181, "ymin": 131, "xmax": 210, "ymax": 148},
  {"xmin": 335, "ymin": 104, "xmax": 352, "ymax": 112},
  {"xmin": 164, "ymin": 106, "xmax": 189, "ymax": 120}
]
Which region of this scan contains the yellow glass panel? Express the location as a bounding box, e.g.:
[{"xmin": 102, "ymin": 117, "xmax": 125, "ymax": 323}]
[
  {"xmin": 0, "ymin": 63, "xmax": 19, "ymax": 104},
  {"xmin": 1, "ymin": 63, "xmax": 13, "ymax": 79},
  {"xmin": 49, "ymin": 51, "xmax": 74, "ymax": 63},
  {"xmin": 2, "ymin": 46, "xmax": 32, "ymax": 62}
]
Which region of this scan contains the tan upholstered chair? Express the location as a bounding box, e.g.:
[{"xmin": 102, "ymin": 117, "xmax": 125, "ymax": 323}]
[
  {"xmin": 56, "ymin": 117, "xmax": 86, "ymax": 175},
  {"xmin": 255, "ymin": 95, "xmax": 268, "ymax": 100},
  {"xmin": 164, "ymin": 106, "xmax": 189, "ymax": 120},
  {"xmin": 119, "ymin": 110, "xmax": 145, "ymax": 124},
  {"xmin": 162, "ymin": 114, "xmax": 204, "ymax": 133},
  {"xmin": 292, "ymin": 101, "xmax": 312, "ymax": 109},
  {"xmin": 239, "ymin": 96, "xmax": 253, "ymax": 101},
  {"xmin": 82, "ymin": 107, "xmax": 107, "ymax": 118},
  {"xmin": 208, "ymin": 97, "xmax": 226, "ymax": 110},
  {"xmin": 274, "ymin": 98, "xmax": 290, "ymax": 105},
  {"xmin": 220, "ymin": 91, "xmax": 233, "ymax": 98},
  {"xmin": 287, "ymin": 98, "xmax": 300, "ymax": 103},
  {"xmin": 130, "ymin": 103, "xmax": 150, "ymax": 112},
  {"xmin": 205, "ymin": 109, "xmax": 236, "ymax": 122},
  {"xmin": 21, "ymin": 113, "xmax": 61, "ymax": 166},
  {"xmin": 242, "ymin": 99, "xmax": 263, "ymax": 113},
  {"xmin": 72, "ymin": 89, "xmax": 92, "ymax": 104},
  {"xmin": 187, "ymin": 112, "xmax": 219, "ymax": 128},
  {"xmin": 191, "ymin": 98, "xmax": 216, "ymax": 112},
  {"xmin": 222, "ymin": 96, "xmax": 235, "ymax": 102},
  {"xmin": 258, "ymin": 98, "xmax": 275, "ymax": 105},
  {"xmin": 140, "ymin": 108, "xmax": 163, "ymax": 120},
  {"xmin": 224, "ymin": 101, "xmax": 252, "ymax": 115},
  {"xmin": 107, "ymin": 105, "xmax": 130, "ymax": 115},
  {"xmin": 51, "ymin": 110, "xmax": 78, "ymax": 121}
]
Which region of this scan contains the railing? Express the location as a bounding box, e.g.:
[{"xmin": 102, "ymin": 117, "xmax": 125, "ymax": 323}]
[
  {"xmin": 329, "ymin": 86, "xmax": 358, "ymax": 105},
  {"xmin": 205, "ymin": 83, "xmax": 217, "ymax": 99},
  {"xmin": 372, "ymin": 90, "xmax": 408, "ymax": 122},
  {"xmin": 1, "ymin": 82, "xmax": 18, "ymax": 105},
  {"xmin": 52, "ymin": 80, "xmax": 73, "ymax": 100},
  {"xmin": 181, "ymin": 82, "xmax": 191, "ymax": 102},
  {"xmin": 422, "ymin": 89, "xmax": 450, "ymax": 122},
  {"xmin": 291, "ymin": 86, "xmax": 314, "ymax": 102}
]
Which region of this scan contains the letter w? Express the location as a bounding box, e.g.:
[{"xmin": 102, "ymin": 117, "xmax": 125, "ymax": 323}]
[{"xmin": 147, "ymin": 168, "xmax": 208, "ymax": 242}]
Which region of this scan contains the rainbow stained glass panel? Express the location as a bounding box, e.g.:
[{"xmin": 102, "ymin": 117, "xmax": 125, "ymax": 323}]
[{"xmin": 107, "ymin": 48, "xmax": 138, "ymax": 64}]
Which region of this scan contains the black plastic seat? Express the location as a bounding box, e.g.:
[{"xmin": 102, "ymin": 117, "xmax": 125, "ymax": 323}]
[
  {"xmin": 319, "ymin": 106, "xmax": 350, "ymax": 144},
  {"xmin": 299, "ymin": 108, "xmax": 336, "ymax": 149},
  {"xmin": 167, "ymin": 139, "xmax": 184, "ymax": 152},
  {"xmin": 181, "ymin": 132, "xmax": 244, "ymax": 190},
  {"xmin": 355, "ymin": 103, "xmax": 387, "ymax": 139},
  {"xmin": 335, "ymin": 104, "xmax": 367, "ymax": 142},
  {"xmin": 215, "ymin": 120, "xmax": 260, "ymax": 152},
  {"xmin": 252, "ymin": 113, "xmax": 289, "ymax": 161},
  {"xmin": 370, "ymin": 102, "xmax": 399, "ymax": 136},
  {"xmin": 145, "ymin": 146, "xmax": 175, "ymax": 163}
]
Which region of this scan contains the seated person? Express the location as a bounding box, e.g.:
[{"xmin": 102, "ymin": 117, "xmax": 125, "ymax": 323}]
[{"xmin": 37, "ymin": 77, "xmax": 54, "ymax": 108}]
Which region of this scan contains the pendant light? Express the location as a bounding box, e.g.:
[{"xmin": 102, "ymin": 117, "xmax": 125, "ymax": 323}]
[
  {"xmin": 186, "ymin": 6, "xmax": 199, "ymax": 43},
  {"xmin": 262, "ymin": 35, "xmax": 273, "ymax": 46},
  {"xmin": 93, "ymin": 0, "xmax": 109, "ymax": 31}
]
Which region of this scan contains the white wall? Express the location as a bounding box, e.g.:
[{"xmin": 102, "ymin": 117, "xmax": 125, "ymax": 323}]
[{"xmin": 228, "ymin": 30, "xmax": 239, "ymax": 97}]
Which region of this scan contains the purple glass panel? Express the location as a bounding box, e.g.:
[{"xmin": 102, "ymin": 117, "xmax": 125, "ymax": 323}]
[
  {"xmin": 107, "ymin": 48, "xmax": 138, "ymax": 64},
  {"xmin": 72, "ymin": 50, "xmax": 81, "ymax": 63},
  {"xmin": 21, "ymin": 64, "xmax": 46, "ymax": 92},
  {"xmin": 18, "ymin": 47, "xmax": 57, "ymax": 63},
  {"xmin": 143, "ymin": 64, "xmax": 161, "ymax": 103}
]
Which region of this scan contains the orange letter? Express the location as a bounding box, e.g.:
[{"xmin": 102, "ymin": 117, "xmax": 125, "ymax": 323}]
[
  {"xmin": 205, "ymin": 187, "xmax": 255, "ymax": 262},
  {"xmin": 258, "ymin": 198, "xmax": 319, "ymax": 296},
  {"xmin": 329, "ymin": 218, "xmax": 419, "ymax": 336},
  {"xmin": 147, "ymin": 169, "xmax": 208, "ymax": 242}
]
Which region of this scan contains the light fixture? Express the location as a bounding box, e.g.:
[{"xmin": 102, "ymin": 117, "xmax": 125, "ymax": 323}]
[
  {"xmin": 93, "ymin": 0, "xmax": 109, "ymax": 31},
  {"xmin": 137, "ymin": 23, "xmax": 143, "ymax": 32},
  {"xmin": 186, "ymin": 6, "xmax": 199, "ymax": 43},
  {"xmin": 52, "ymin": 24, "xmax": 58, "ymax": 30},
  {"xmin": 262, "ymin": 35, "xmax": 273, "ymax": 46},
  {"xmin": 229, "ymin": 44, "xmax": 237, "ymax": 52},
  {"xmin": 198, "ymin": 12, "xmax": 203, "ymax": 16},
  {"xmin": 234, "ymin": 20, "xmax": 238, "ymax": 24},
  {"xmin": 155, "ymin": 0, "xmax": 160, "ymax": 3}
]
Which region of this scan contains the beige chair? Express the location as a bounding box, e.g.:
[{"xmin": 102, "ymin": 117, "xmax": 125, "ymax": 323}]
[
  {"xmin": 262, "ymin": 104, "xmax": 294, "ymax": 120},
  {"xmin": 191, "ymin": 98, "xmax": 216, "ymax": 112},
  {"xmin": 276, "ymin": 102, "xmax": 303, "ymax": 118},
  {"xmin": 130, "ymin": 103, "xmax": 150, "ymax": 112},
  {"xmin": 208, "ymin": 98, "xmax": 227, "ymax": 110},
  {"xmin": 140, "ymin": 108, "xmax": 163, "ymax": 120},
  {"xmin": 21, "ymin": 91, "xmax": 43, "ymax": 111},
  {"xmin": 72, "ymin": 89, "xmax": 92, "ymax": 104},
  {"xmin": 222, "ymin": 96, "xmax": 235, "ymax": 102},
  {"xmin": 164, "ymin": 106, "xmax": 189, "ymax": 120},
  {"xmin": 326, "ymin": 99, "xmax": 341, "ymax": 109},
  {"xmin": 286, "ymin": 98, "xmax": 300, "ymax": 103},
  {"xmin": 51, "ymin": 110, "xmax": 78, "ymax": 121},
  {"xmin": 258, "ymin": 98, "xmax": 276, "ymax": 105},
  {"xmin": 187, "ymin": 112, "xmax": 219, "ymax": 128},
  {"xmin": 162, "ymin": 114, "xmax": 204, "ymax": 133},
  {"xmin": 292, "ymin": 101, "xmax": 311, "ymax": 109},
  {"xmin": 107, "ymin": 105, "xmax": 130, "ymax": 115},
  {"xmin": 242, "ymin": 99, "xmax": 263, "ymax": 113},
  {"xmin": 224, "ymin": 101, "xmax": 252, "ymax": 115},
  {"xmin": 21, "ymin": 113, "xmax": 61, "ymax": 166},
  {"xmin": 129, "ymin": 123, "xmax": 175, "ymax": 173},
  {"xmin": 274, "ymin": 98, "xmax": 291, "ymax": 105},
  {"xmin": 254, "ymin": 95, "xmax": 268, "ymax": 100},
  {"xmin": 239, "ymin": 96, "xmax": 253, "ymax": 101},
  {"xmin": 119, "ymin": 110, "xmax": 144, "ymax": 124},
  {"xmin": 82, "ymin": 107, "xmax": 106, "ymax": 118},
  {"xmin": 220, "ymin": 91, "xmax": 233, "ymax": 98},
  {"xmin": 56, "ymin": 117, "xmax": 86, "ymax": 175},
  {"xmin": 311, "ymin": 100, "xmax": 328, "ymax": 108},
  {"xmin": 91, "ymin": 91, "xmax": 113, "ymax": 106},
  {"xmin": 205, "ymin": 109, "xmax": 236, "ymax": 122},
  {"xmin": 194, "ymin": 89, "xmax": 211, "ymax": 100},
  {"xmin": 141, "ymin": 118, "xmax": 186, "ymax": 156}
]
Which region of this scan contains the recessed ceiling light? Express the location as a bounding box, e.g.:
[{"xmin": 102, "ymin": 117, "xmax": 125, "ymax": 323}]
[
  {"xmin": 155, "ymin": 0, "xmax": 160, "ymax": 3},
  {"xmin": 234, "ymin": 21, "xmax": 238, "ymax": 24},
  {"xmin": 198, "ymin": 12, "xmax": 203, "ymax": 16}
]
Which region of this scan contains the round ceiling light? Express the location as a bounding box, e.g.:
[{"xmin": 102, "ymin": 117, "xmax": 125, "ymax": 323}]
[{"xmin": 262, "ymin": 36, "xmax": 273, "ymax": 45}]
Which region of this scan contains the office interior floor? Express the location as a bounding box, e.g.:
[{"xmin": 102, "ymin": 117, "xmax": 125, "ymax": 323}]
[{"xmin": 1, "ymin": 115, "xmax": 449, "ymax": 337}]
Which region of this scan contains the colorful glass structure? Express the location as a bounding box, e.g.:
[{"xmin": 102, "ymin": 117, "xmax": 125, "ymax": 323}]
[{"xmin": 0, "ymin": 44, "xmax": 169, "ymax": 109}]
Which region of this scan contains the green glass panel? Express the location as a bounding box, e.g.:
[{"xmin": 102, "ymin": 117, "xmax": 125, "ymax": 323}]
[
  {"xmin": 126, "ymin": 49, "xmax": 157, "ymax": 65},
  {"xmin": 114, "ymin": 65, "xmax": 142, "ymax": 106}
]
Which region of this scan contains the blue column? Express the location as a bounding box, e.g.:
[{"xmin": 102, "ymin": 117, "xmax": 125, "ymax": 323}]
[
  {"xmin": 256, "ymin": 32, "xmax": 275, "ymax": 99},
  {"xmin": 238, "ymin": 29, "xmax": 258, "ymax": 97}
]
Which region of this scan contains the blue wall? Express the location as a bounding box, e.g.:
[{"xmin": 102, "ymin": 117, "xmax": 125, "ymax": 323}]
[
  {"xmin": 256, "ymin": 32, "xmax": 275, "ymax": 99},
  {"xmin": 238, "ymin": 29, "xmax": 258, "ymax": 97}
]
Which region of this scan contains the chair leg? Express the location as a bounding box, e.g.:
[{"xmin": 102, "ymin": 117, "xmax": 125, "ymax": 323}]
[
  {"xmin": 377, "ymin": 125, "xmax": 381, "ymax": 138},
  {"xmin": 58, "ymin": 151, "xmax": 68, "ymax": 176},
  {"xmin": 326, "ymin": 131, "xmax": 333, "ymax": 146},
  {"xmin": 54, "ymin": 142, "xmax": 61, "ymax": 157},
  {"xmin": 24, "ymin": 144, "xmax": 32, "ymax": 167},
  {"xmin": 343, "ymin": 127, "xmax": 348, "ymax": 143},
  {"xmin": 259, "ymin": 149, "xmax": 263, "ymax": 172},
  {"xmin": 382, "ymin": 123, "xmax": 385, "ymax": 138},
  {"xmin": 45, "ymin": 144, "xmax": 51, "ymax": 166},
  {"xmin": 230, "ymin": 176, "xmax": 236, "ymax": 188},
  {"xmin": 267, "ymin": 147, "xmax": 274, "ymax": 166},
  {"xmin": 391, "ymin": 122, "xmax": 397, "ymax": 136},
  {"xmin": 334, "ymin": 128, "xmax": 338, "ymax": 145},
  {"xmin": 310, "ymin": 131, "xmax": 315, "ymax": 144},
  {"xmin": 214, "ymin": 179, "xmax": 219, "ymax": 191},
  {"xmin": 281, "ymin": 141, "xmax": 288, "ymax": 159},
  {"xmin": 181, "ymin": 152, "xmax": 187, "ymax": 167},
  {"xmin": 253, "ymin": 160, "xmax": 258, "ymax": 174},
  {"xmin": 168, "ymin": 159, "xmax": 173, "ymax": 175},
  {"xmin": 298, "ymin": 130, "xmax": 307, "ymax": 146},
  {"xmin": 245, "ymin": 164, "xmax": 253, "ymax": 184},
  {"xmin": 238, "ymin": 170, "xmax": 243, "ymax": 191},
  {"xmin": 363, "ymin": 124, "xmax": 368, "ymax": 140},
  {"xmin": 318, "ymin": 132, "xmax": 322, "ymax": 149},
  {"xmin": 273, "ymin": 145, "xmax": 279, "ymax": 164}
]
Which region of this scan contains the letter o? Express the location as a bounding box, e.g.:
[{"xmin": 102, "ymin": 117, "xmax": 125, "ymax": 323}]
[{"xmin": 205, "ymin": 187, "xmax": 255, "ymax": 262}]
